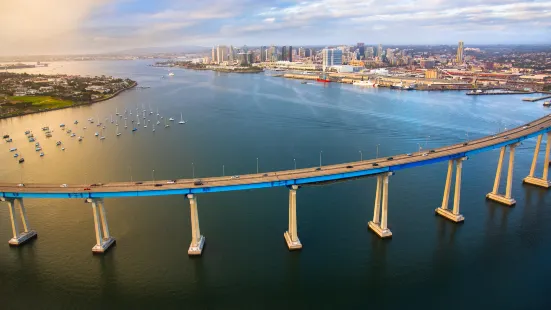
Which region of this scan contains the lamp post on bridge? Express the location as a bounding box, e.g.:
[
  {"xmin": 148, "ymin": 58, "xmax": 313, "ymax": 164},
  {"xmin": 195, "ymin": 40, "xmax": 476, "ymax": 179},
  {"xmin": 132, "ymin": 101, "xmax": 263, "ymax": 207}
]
[
  {"xmin": 319, "ymin": 151, "xmax": 323, "ymax": 168},
  {"xmin": 192, "ymin": 163, "xmax": 195, "ymax": 179},
  {"xmin": 256, "ymin": 157, "xmax": 259, "ymax": 174},
  {"xmin": 359, "ymin": 150, "xmax": 363, "ymax": 161},
  {"xmin": 417, "ymin": 143, "xmax": 422, "ymax": 153},
  {"xmin": 376, "ymin": 144, "xmax": 380, "ymax": 159},
  {"xmin": 425, "ymin": 136, "xmax": 430, "ymax": 149},
  {"xmin": 223, "ymin": 165, "xmax": 225, "ymax": 177},
  {"xmin": 294, "ymin": 158, "xmax": 296, "ymax": 170},
  {"xmin": 152, "ymin": 169, "xmax": 155, "ymax": 183}
]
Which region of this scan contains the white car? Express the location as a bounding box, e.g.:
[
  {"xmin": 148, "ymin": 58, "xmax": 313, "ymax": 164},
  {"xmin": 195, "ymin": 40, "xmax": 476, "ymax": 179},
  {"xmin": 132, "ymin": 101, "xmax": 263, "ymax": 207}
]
[
  {"xmin": 422, "ymin": 153, "xmax": 428, "ymax": 157},
  {"xmin": 166, "ymin": 180, "xmax": 176, "ymax": 184},
  {"xmin": 231, "ymin": 175, "xmax": 240, "ymax": 179},
  {"xmin": 17, "ymin": 183, "xmax": 25, "ymax": 187},
  {"xmin": 60, "ymin": 184, "xmax": 68, "ymax": 188}
]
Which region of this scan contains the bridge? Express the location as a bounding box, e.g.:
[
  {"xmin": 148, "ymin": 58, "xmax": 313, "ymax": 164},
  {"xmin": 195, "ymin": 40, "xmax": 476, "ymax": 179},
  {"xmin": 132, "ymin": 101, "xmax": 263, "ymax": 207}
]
[{"xmin": 3, "ymin": 114, "xmax": 551, "ymax": 255}]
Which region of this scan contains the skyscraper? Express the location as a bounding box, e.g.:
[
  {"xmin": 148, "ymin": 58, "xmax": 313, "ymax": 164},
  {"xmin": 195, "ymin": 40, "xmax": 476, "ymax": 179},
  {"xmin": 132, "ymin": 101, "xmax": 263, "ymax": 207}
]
[
  {"xmin": 365, "ymin": 47, "xmax": 374, "ymax": 58},
  {"xmin": 211, "ymin": 47, "xmax": 217, "ymax": 64},
  {"xmin": 298, "ymin": 47, "xmax": 305, "ymax": 58},
  {"xmin": 268, "ymin": 45, "xmax": 277, "ymax": 62},
  {"xmin": 377, "ymin": 44, "xmax": 383, "ymax": 58},
  {"xmin": 288, "ymin": 46, "xmax": 293, "ymax": 62},
  {"xmin": 357, "ymin": 43, "xmax": 365, "ymax": 60},
  {"xmin": 217, "ymin": 45, "xmax": 228, "ymax": 64},
  {"xmin": 456, "ymin": 41, "xmax": 464, "ymax": 64},
  {"xmin": 281, "ymin": 46, "xmax": 287, "ymax": 61},
  {"xmin": 322, "ymin": 48, "xmax": 343, "ymax": 71},
  {"xmin": 260, "ymin": 46, "xmax": 267, "ymax": 62}
]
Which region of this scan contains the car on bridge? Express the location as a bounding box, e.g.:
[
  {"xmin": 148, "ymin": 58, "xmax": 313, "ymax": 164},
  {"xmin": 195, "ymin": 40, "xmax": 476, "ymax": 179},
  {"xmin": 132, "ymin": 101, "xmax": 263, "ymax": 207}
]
[{"xmin": 194, "ymin": 179, "xmax": 203, "ymax": 186}]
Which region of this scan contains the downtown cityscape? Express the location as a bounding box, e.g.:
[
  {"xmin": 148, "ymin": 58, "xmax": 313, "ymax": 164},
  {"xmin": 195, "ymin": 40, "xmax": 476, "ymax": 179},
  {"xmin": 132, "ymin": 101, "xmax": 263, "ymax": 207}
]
[{"xmin": 1, "ymin": 0, "xmax": 551, "ymax": 309}]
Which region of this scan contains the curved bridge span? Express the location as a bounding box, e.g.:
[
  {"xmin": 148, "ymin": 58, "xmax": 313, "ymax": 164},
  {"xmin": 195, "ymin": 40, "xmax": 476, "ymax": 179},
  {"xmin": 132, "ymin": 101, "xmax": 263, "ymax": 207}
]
[{"xmin": 2, "ymin": 114, "xmax": 551, "ymax": 255}]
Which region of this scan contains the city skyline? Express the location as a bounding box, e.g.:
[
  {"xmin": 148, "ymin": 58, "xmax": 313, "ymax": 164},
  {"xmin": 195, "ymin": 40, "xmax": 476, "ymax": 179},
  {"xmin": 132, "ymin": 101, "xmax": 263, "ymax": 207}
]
[{"xmin": 1, "ymin": 0, "xmax": 551, "ymax": 56}]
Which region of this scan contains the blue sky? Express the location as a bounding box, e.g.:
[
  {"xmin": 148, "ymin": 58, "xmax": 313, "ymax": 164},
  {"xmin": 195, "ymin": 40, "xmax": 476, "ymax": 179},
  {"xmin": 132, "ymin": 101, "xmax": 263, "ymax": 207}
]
[{"xmin": 1, "ymin": 0, "xmax": 550, "ymax": 55}]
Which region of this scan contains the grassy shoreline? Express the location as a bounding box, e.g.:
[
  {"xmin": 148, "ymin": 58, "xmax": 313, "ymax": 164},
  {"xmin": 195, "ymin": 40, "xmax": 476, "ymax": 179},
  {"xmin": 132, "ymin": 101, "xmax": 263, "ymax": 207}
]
[{"xmin": 0, "ymin": 82, "xmax": 137, "ymax": 120}]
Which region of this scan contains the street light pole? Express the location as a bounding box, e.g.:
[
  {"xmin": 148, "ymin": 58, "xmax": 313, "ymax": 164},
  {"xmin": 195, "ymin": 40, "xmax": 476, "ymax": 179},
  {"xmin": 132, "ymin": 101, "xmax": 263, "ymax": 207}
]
[
  {"xmin": 425, "ymin": 136, "xmax": 430, "ymax": 148},
  {"xmin": 417, "ymin": 143, "xmax": 422, "ymax": 153},
  {"xmin": 223, "ymin": 165, "xmax": 225, "ymax": 176},
  {"xmin": 319, "ymin": 151, "xmax": 323, "ymax": 168},
  {"xmin": 359, "ymin": 150, "xmax": 363, "ymax": 161},
  {"xmin": 376, "ymin": 144, "xmax": 380, "ymax": 159},
  {"xmin": 152, "ymin": 169, "xmax": 155, "ymax": 183},
  {"xmin": 294, "ymin": 158, "xmax": 296, "ymax": 170},
  {"xmin": 192, "ymin": 163, "xmax": 195, "ymax": 178},
  {"xmin": 256, "ymin": 157, "xmax": 259, "ymax": 174}
]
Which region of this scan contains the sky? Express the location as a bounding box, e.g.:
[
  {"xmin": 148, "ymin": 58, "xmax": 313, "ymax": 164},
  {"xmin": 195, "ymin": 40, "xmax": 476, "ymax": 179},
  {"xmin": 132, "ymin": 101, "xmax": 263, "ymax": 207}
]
[{"xmin": 1, "ymin": 0, "xmax": 550, "ymax": 56}]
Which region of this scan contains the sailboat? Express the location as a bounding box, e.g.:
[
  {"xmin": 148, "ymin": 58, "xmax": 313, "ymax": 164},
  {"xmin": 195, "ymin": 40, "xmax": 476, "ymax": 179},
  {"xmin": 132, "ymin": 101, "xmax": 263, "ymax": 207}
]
[
  {"xmin": 149, "ymin": 104, "xmax": 153, "ymax": 115},
  {"xmin": 179, "ymin": 113, "xmax": 186, "ymax": 124},
  {"xmin": 100, "ymin": 129, "xmax": 105, "ymax": 140},
  {"xmin": 137, "ymin": 115, "xmax": 140, "ymax": 126},
  {"xmin": 152, "ymin": 122, "xmax": 155, "ymax": 132},
  {"xmin": 110, "ymin": 115, "xmax": 114, "ymax": 123},
  {"xmin": 116, "ymin": 126, "xmax": 121, "ymax": 137},
  {"xmin": 124, "ymin": 119, "xmax": 128, "ymax": 129},
  {"xmin": 165, "ymin": 118, "xmax": 170, "ymax": 128},
  {"xmin": 157, "ymin": 108, "xmax": 159, "ymax": 116},
  {"xmin": 156, "ymin": 114, "xmax": 160, "ymax": 125},
  {"xmin": 169, "ymin": 117, "xmax": 175, "ymax": 121},
  {"xmin": 116, "ymin": 108, "xmax": 119, "ymax": 116}
]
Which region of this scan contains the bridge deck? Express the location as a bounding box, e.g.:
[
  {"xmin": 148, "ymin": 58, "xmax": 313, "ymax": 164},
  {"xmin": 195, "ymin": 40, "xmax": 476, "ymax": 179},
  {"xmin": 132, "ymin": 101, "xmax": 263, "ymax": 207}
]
[{"xmin": 2, "ymin": 114, "xmax": 551, "ymax": 198}]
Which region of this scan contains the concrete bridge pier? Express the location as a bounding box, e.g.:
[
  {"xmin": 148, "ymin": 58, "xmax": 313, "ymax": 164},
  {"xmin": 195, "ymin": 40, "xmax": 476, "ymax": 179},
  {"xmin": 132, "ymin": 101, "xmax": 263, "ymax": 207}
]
[
  {"xmin": 1, "ymin": 197, "xmax": 37, "ymax": 246},
  {"xmin": 523, "ymin": 133, "xmax": 551, "ymax": 188},
  {"xmin": 435, "ymin": 158, "xmax": 466, "ymax": 222},
  {"xmin": 284, "ymin": 185, "xmax": 302, "ymax": 250},
  {"xmin": 187, "ymin": 194, "xmax": 205, "ymax": 255},
  {"xmin": 368, "ymin": 172, "xmax": 393, "ymax": 238},
  {"xmin": 487, "ymin": 143, "xmax": 519, "ymax": 206},
  {"xmin": 86, "ymin": 198, "xmax": 115, "ymax": 253}
]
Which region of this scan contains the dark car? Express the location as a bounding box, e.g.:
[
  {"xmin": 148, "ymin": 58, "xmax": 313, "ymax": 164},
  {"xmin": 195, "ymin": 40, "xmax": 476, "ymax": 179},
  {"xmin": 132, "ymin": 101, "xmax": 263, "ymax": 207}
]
[
  {"xmin": 429, "ymin": 150, "xmax": 436, "ymax": 153},
  {"xmin": 463, "ymin": 142, "xmax": 468, "ymax": 146},
  {"xmin": 346, "ymin": 165, "xmax": 353, "ymax": 169},
  {"xmin": 83, "ymin": 187, "xmax": 91, "ymax": 191},
  {"xmin": 154, "ymin": 184, "xmax": 163, "ymax": 187},
  {"xmin": 263, "ymin": 174, "xmax": 268, "ymax": 177},
  {"xmin": 387, "ymin": 157, "xmax": 393, "ymax": 160},
  {"xmin": 135, "ymin": 182, "xmax": 143, "ymax": 185},
  {"xmin": 315, "ymin": 167, "xmax": 321, "ymax": 171},
  {"xmin": 373, "ymin": 163, "xmax": 379, "ymax": 167},
  {"xmin": 194, "ymin": 179, "xmax": 203, "ymax": 186}
]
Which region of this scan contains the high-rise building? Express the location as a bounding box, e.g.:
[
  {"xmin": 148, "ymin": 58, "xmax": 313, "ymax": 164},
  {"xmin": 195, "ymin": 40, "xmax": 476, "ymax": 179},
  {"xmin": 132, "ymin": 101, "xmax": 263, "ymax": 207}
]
[
  {"xmin": 229, "ymin": 45, "xmax": 235, "ymax": 62},
  {"xmin": 377, "ymin": 44, "xmax": 383, "ymax": 58},
  {"xmin": 299, "ymin": 47, "xmax": 305, "ymax": 58},
  {"xmin": 288, "ymin": 46, "xmax": 293, "ymax": 62},
  {"xmin": 306, "ymin": 49, "xmax": 312, "ymax": 57},
  {"xmin": 260, "ymin": 46, "xmax": 267, "ymax": 62},
  {"xmin": 357, "ymin": 43, "xmax": 365, "ymax": 60},
  {"xmin": 322, "ymin": 48, "xmax": 343, "ymax": 71},
  {"xmin": 281, "ymin": 46, "xmax": 287, "ymax": 61},
  {"xmin": 216, "ymin": 45, "xmax": 228, "ymax": 64},
  {"xmin": 211, "ymin": 47, "xmax": 217, "ymax": 64},
  {"xmin": 365, "ymin": 47, "xmax": 374, "ymax": 58},
  {"xmin": 456, "ymin": 41, "xmax": 464, "ymax": 64},
  {"xmin": 268, "ymin": 45, "xmax": 277, "ymax": 62}
]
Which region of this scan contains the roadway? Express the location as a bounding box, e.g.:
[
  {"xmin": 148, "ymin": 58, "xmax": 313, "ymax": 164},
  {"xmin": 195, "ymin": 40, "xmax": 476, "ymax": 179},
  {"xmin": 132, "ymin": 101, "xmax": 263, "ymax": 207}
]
[{"xmin": 2, "ymin": 114, "xmax": 551, "ymax": 198}]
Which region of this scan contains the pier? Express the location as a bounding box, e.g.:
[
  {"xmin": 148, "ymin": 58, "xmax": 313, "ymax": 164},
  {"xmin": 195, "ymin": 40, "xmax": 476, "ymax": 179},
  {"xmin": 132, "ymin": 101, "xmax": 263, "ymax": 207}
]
[
  {"xmin": 522, "ymin": 95, "xmax": 551, "ymax": 102},
  {"xmin": 2, "ymin": 114, "xmax": 551, "ymax": 256}
]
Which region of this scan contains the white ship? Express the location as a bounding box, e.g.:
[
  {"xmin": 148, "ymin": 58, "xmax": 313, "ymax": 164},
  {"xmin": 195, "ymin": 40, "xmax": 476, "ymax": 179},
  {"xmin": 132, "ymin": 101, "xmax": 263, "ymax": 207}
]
[{"xmin": 353, "ymin": 80, "xmax": 377, "ymax": 87}]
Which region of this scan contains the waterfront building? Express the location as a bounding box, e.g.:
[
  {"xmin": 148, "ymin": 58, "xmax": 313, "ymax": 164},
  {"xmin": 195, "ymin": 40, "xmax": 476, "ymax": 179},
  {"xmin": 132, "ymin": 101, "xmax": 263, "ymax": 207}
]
[
  {"xmin": 229, "ymin": 45, "xmax": 235, "ymax": 63},
  {"xmin": 298, "ymin": 47, "xmax": 305, "ymax": 58},
  {"xmin": 211, "ymin": 47, "xmax": 217, "ymax": 64},
  {"xmin": 365, "ymin": 47, "xmax": 374, "ymax": 59},
  {"xmin": 357, "ymin": 43, "xmax": 365, "ymax": 60},
  {"xmin": 456, "ymin": 41, "xmax": 464, "ymax": 64},
  {"xmin": 322, "ymin": 48, "xmax": 343, "ymax": 71},
  {"xmin": 288, "ymin": 46, "xmax": 293, "ymax": 62},
  {"xmin": 377, "ymin": 44, "xmax": 383, "ymax": 58},
  {"xmin": 217, "ymin": 45, "xmax": 228, "ymax": 64},
  {"xmin": 260, "ymin": 46, "xmax": 267, "ymax": 62}
]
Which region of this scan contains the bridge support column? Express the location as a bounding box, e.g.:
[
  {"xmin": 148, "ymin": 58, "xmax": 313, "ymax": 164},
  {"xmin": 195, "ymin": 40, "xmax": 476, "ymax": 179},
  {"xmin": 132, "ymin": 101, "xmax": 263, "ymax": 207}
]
[
  {"xmin": 435, "ymin": 158, "xmax": 466, "ymax": 222},
  {"xmin": 284, "ymin": 185, "xmax": 302, "ymax": 250},
  {"xmin": 1, "ymin": 197, "xmax": 37, "ymax": 246},
  {"xmin": 187, "ymin": 194, "xmax": 205, "ymax": 255},
  {"xmin": 523, "ymin": 133, "xmax": 551, "ymax": 188},
  {"xmin": 88, "ymin": 198, "xmax": 115, "ymax": 254},
  {"xmin": 487, "ymin": 143, "xmax": 519, "ymax": 206},
  {"xmin": 368, "ymin": 173, "xmax": 393, "ymax": 238}
]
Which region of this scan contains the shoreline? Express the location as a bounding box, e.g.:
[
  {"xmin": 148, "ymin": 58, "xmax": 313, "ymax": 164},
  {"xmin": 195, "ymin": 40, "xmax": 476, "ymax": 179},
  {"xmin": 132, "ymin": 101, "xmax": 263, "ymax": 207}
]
[{"xmin": 0, "ymin": 82, "xmax": 137, "ymax": 120}]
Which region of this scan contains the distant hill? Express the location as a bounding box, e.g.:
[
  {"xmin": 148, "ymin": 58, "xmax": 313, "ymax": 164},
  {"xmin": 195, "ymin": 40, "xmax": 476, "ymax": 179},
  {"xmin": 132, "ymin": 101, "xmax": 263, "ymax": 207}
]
[{"xmin": 112, "ymin": 45, "xmax": 209, "ymax": 55}]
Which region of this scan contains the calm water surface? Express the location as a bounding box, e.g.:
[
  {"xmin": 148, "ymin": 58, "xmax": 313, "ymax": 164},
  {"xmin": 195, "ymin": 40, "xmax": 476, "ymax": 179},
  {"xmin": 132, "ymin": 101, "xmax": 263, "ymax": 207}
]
[{"xmin": 1, "ymin": 60, "xmax": 551, "ymax": 309}]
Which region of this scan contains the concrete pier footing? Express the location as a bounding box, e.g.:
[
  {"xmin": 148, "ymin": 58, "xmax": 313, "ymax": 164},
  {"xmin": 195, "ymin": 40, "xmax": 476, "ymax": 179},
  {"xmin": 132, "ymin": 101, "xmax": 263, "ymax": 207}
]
[
  {"xmin": 523, "ymin": 133, "xmax": 551, "ymax": 189},
  {"xmin": 89, "ymin": 198, "xmax": 116, "ymax": 254},
  {"xmin": 435, "ymin": 158, "xmax": 466, "ymax": 222},
  {"xmin": 284, "ymin": 185, "xmax": 302, "ymax": 250},
  {"xmin": 2, "ymin": 197, "xmax": 37, "ymax": 246},
  {"xmin": 187, "ymin": 194, "xmax": 205, "ymax": 256},
  {"xmin": 368, "ymin": 173, "xmax": 393, "ymax": 238},
  {"xmin": 487, "ymin": 144, "xmax": 518, "ymax": 206}
]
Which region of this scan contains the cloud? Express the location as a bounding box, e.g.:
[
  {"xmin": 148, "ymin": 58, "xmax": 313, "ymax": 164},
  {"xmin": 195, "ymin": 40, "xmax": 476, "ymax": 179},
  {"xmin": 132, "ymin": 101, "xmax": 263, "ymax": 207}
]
[{"xmin": 0, "ymin": 0, "xmax": 549, "ymax": 56}]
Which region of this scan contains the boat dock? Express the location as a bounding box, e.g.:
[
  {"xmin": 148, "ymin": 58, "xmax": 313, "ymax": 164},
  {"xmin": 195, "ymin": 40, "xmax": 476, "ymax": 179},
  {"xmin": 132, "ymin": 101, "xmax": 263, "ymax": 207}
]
[
  {"xmin": 522, "ymin": 95, "xmax": 551, "ymax": 102},
  {"xmin": 466, "ymin": 91, "xmax": 533, "ymax": 96}
]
